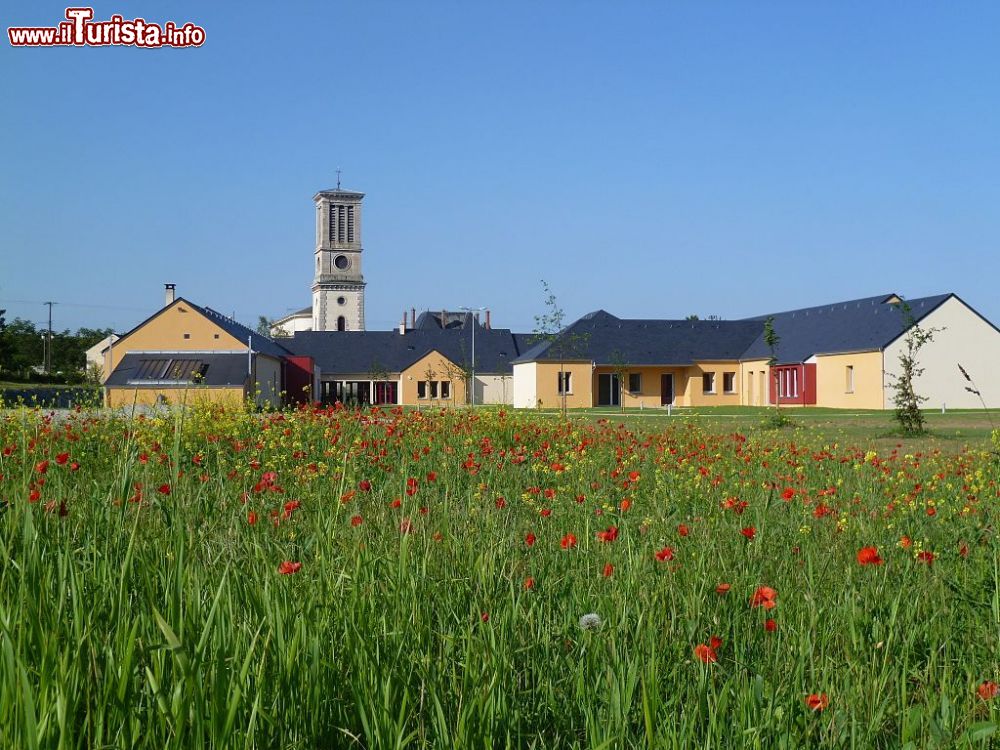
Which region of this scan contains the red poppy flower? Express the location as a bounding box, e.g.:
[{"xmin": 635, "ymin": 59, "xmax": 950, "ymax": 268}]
[
  {"xmin": 561, "ymin": 533, "xmax": 578, "ymax": 549},
  {"xmin": 899, "ymin": 535, "xmax": 913, "ymax": 548},
  {"xmin": 619, "ymin": 499, "xmax": 632, "ymax": 512},
  {"xmin": 358, "ymin": 480, "xmax": 371, "ymax": 492},
  {"xmin": 740, "ymin": 527, "xmax": 756, "ymax": 541},
  {"xmin": 247, "ymin": 511, "xmax": 258, "ymax": 525},
  {"xmin": 278, "ymin": 561, "xmax": 302, "ymax": 575},
  {"xmin": 540, "ymin": 508, "xmax": 552, "ymax": 517},
  {"xmin": 495, "ymin": 497, "xmax": 507, "ymax": 509},
  {"xmin": 694, "ymin": 643, "xmax": 717, "ymax": 664},
  {"xmin": 977, "ymin": 681, "xmax": 999, "ymax": 701},
  {"xmin": 750, "ymin": 586, "xmax": 777, "ymax": 609},
  {"xmin": 856, "ymin": 546, "xmax": 883, "ymax": 566},
  {"xmin": 55, "ymin": 452, "xmax": 69, "ymax": 465},
  {"xmin": 157, "ymin": 484, "xmax": 171, "ymax": 496},
  {"xmin": 781, "ymin": 487, "xmax": 795, "ymax": 501},
  {"xmin": 654, "ymin": 546, "xmax": 675, "ymax": 562},
  {"xmin": 350, "ymin": 515, "xmax": 363, "ymax": 526},
  {"xmin": 602, "ymin": 563, "xmax": 614, "ymax": 578},
  {"xmin": 480, "ymin": 612, "xmax": 489, "ymax": 622},
  {"xmin": 596, "ymin": 526, "xmax": 619, "ymax": 543},
  {"xmin": 715, "ymin": 583, "xmax": 731, "ymax": 595},
  {"xmin": 805, "ymin": 693, "xmax": 829, "ymax": 711},
  {"xmin": 677, "ymin": 524, "xmax": 690, "ymax": 537},
  {"xmin": 525, "ymin": 532, "xmax": 537, "ymax": 547},
  {"xmin": 709, "ymin": 635, "xmax": 723, "ymax": 649},
  {"xmin": 426, "ymin": 471, "xmax": 437, "ymax": 482},
  {"xmin": 764, "ymin": 618, "xmax": 777, "ymax": 632},
  {"xmin": 523, "ymin": 577, "xmax": 535, "ymax": 590},
  {"xmin": 917, "ymin": 550, "xmax": 935, "ymax": 565},
  {"xmin": 35, "ymin": 460, "xmax": 49, "ymax": 474}
]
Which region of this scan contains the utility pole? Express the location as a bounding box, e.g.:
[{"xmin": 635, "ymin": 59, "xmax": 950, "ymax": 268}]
[
  {"xmin": 44, "ymin": 301, "xmax": 55, "ymax": 374},
  {"xmin": 459, "ymin": 306, "xmax": 485, "ymax": 407}
]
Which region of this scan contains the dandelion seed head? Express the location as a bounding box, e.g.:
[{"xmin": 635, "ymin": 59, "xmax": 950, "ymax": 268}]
[{"xmin": 578, "ymin": 613, "xmax": 602, "ymax": 631}]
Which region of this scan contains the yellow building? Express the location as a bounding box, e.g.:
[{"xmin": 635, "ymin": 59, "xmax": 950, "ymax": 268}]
[
  {"xmin": 511, "ymin": 294, "xmax": 1000, "ymax": 409},
  {"xmin": 104, "ymin": 286, "xmax": 292, "ymax": 409},
  {"xmin": 285, "ymin": 311, "xmax": 521, "ymax": 407}
]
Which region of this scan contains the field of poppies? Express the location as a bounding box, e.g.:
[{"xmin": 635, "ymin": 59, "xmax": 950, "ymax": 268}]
[{"xmin": 1, "ymin": 402, "xmax": 999, "ymax": 748}]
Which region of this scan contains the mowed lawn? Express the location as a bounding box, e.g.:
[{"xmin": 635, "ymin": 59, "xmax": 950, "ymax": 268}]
[{"xmin": 0, "ymin": 402, "xmax": 999, "ymax": 748}]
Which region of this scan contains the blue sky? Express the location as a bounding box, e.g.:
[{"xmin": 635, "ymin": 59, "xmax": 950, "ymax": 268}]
[{"xmin": 3, "ymin": 2, "xmax": 1000, "ymax": 335}]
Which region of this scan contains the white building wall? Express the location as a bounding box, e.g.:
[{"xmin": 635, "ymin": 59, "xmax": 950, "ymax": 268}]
[
  {"xmin": 270, "ymin": 313, "xmax": 313, "ymax": 338},
  {"xmin": 85, "ymin": 334, "xmax": 119, "ymax": 380},
  {"xmin": 883, "ymin": 296, "xmax": 1000, "ymax": 409},
  {"xmin": 512, "ymin": 362, "xmax": 537, "ymax": 409},
  {"xmin": 478, "ymin": 374, "xmax": 513, "ymax": 405}
]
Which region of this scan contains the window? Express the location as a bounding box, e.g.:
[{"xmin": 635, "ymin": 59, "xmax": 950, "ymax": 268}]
[
  {"xmin": 213, "ymin": 334, "xmax": 220, "ymax": 339},
  {"xmin": 183, "ymin": 333, "xmax": 191, "ymax": 339},
  {"xmin": 557, "ymin": 372, "xmax": 572, "ymax": 395},
  {"xmin": 702, "ymin": 372, "xmax": 716, "ymax": 394},
  {"xmin": 430, "ymin": 381, "xmax": 439, "ymax": 399},
  {"xmin": 846, "ymin": 365, "xmax": 854, "ymax": 393},
  {"xmin": 441, "ymin": 381, "xmax": 451, "ymax": 400},
  {"xmin": 628, "ymin": 373, "xmax": 642, "ymax": 393},
  {"xmin": 329, "ymin": 205, "xmax": 357, "ymax": 244},
  {"xmin": 337, "ymin": 316, "xmax": 346, "ymax": 332},
  {"xmin": 417, "ymin": 381, "xmax": 427, "ymax": 399},
  {"xmin": 791, "ymin": 369, "xmax": 798, "ymax": 397},
  {"xmin": 723, "ymin": 372, "xmax": 736, "ymax": 393}
]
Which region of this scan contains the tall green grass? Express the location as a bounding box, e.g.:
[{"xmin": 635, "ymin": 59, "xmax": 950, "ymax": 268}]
[{"xmin": 0, "ymin": 404, "xmax": 997, "ymax": 748}]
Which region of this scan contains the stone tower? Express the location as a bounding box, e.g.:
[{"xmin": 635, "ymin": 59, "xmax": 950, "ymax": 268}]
[{"xmin": 312, "ymin": 187, "xmax": 366, "ymax": 331}]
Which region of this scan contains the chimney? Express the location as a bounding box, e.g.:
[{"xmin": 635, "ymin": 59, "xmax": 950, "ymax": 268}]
[
  {"xmin": 485, "ymin": 309, "xmax": 491, "ymax": 329},
  {"xmin": 474, "ymin": 312, "xmax": 480, "ymax": 327},
  {"xmin": 441, "ymin": 309, "xmax": 447, "ymax": 329},
  {"xmin": 410, "ymin": 308, "xmax": 416, "ymax": 329},
  {"xmin": 399, "ymin": 313, "xmax": 406, "ymax": 335},
  {"xmin": 164, "ymin": 283, "xmax": 176, "ymax": 307}
]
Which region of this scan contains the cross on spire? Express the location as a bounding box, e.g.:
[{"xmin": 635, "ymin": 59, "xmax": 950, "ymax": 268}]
[{"xmin": 336, "ymin": 167, "xmax": 342, "ymax": 190}]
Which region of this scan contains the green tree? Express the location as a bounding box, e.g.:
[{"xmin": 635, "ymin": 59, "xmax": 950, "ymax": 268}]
[
  {"xmin": 608, "ymin": 349, "xmax": 629, "ymax": 413},
  {"xmin": 0, "ymin": 308, "xmax": 8, "ymax": 372},
  {"xmin": 764, "ymin": 316, "xmax": 781, "ymax": 410},
  {"xmin": 889, "ymin": 301, "xmax": 940, "ymax": 435},
  {"xmin": 533, "ymin": 280, "xmax": 590, "ymax": 418},
  {"xmin": 256, "ymin": 316, "xmax": 274, "ymax": 337}
]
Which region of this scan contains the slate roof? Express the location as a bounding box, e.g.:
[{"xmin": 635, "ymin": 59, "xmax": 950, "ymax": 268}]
[
  {"xmin": 739, "ymin": 293, "xmax": 954, "ymax": 363},
  {"xmin": 413, "ymin": 310, "xmax": 485, "ymax": 330},
  {"xmin": 187, "ymin": 303, "xmax": 293, "ymax": 359},
  {"xmin": 285, "ymin": 328, "xmax": 526, "ymax": 375},
  {"xmin": 114, "ymin": 297, "xmax": 293, "ymax": 360},
  {"xmin": 106, "ymin": 352, "xmax": 251, "ymax": 387},
  {"xmin": 512, "ymin": 310, "xmax": 764, "ymax": 365}
]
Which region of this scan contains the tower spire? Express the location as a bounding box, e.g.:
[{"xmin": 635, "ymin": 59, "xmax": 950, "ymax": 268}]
[{"xmin": 336, "ymin": 167, "xmax": 341, "ymax": 190}]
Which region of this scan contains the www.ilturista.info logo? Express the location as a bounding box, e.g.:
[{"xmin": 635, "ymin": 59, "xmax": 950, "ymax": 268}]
[{"xmin": 8, "ymin": 7, "xmax": 205, "ymax": 48}]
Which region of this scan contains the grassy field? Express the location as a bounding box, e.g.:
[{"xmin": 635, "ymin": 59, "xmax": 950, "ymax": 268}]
[{"xmin": 1, "ymin": 403, "xmax": 999, "ymax": 747}]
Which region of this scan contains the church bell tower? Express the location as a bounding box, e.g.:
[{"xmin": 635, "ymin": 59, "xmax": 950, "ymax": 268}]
[{"xmin": 312, "ymin": 183, "xmax": 366, "ymax": 331}]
